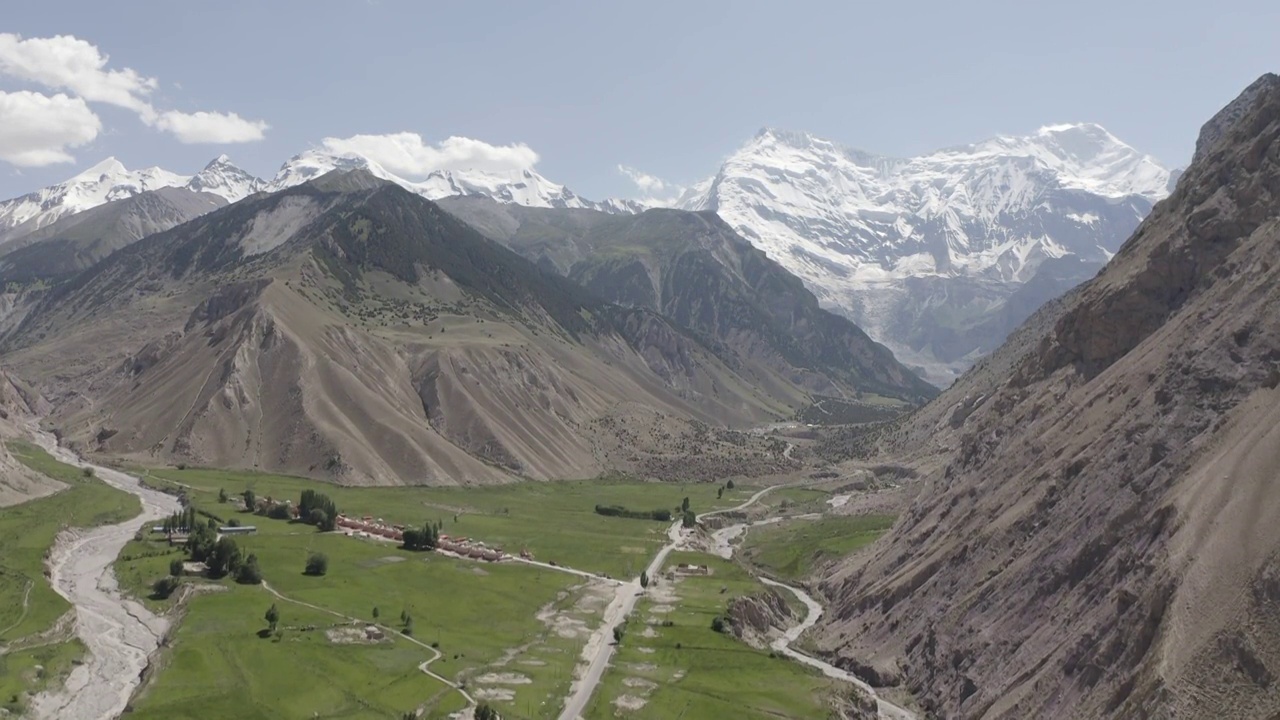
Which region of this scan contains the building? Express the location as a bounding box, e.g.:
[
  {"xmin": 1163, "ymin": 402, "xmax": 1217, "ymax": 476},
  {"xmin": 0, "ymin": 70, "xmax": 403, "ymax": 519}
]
[{"xmin": 219, "ymin": 525, "xmax": 257, "ymax": 535}]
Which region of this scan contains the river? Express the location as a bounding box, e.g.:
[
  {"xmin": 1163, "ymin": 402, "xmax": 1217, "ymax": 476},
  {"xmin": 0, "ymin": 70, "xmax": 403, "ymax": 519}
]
[{"xmin": 26, "ymin": 433, "xmax": 182, "ymax": 720}]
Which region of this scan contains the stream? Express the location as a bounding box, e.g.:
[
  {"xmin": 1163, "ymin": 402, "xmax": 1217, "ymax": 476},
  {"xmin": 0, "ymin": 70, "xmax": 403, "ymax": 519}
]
[{"xmin": 26, "ymin": 433, "xmax": 182, "ymax": 720}]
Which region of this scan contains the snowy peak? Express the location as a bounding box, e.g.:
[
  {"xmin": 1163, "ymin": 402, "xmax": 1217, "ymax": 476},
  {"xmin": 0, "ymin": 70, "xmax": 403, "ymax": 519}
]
[
  {"xmin": 0, "ymin": 156, "xmax": 267, "ymax": 246},
  {"xmin": 685, "ymin": 123, "xmax": 1173, "ymax": 383},
  {"xmin": 187, "ymin": 155, "xmax": 266, "ymax": 202},
  {"xmin": 269, "ymin": 149, "xmax": 619, "ymax": 212}
]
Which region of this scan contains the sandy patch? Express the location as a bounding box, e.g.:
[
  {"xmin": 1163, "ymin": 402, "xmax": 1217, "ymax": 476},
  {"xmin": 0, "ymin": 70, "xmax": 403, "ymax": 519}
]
[
  {"xmin": 620, "ymin": 546, "xmax": 648, "ymax": 554},
  {"xmin": 379, "ymin": 555, "xmax": 406, "ymax": 563},
  {"xmin": 636, "ymin": 646, "xmax": 655, "ymax": 654},
  {"xmin": 623, "ymin": 677, "xmax": 658, "ymax": 690},
  {"xmin": 641, "ymin": 626, "xmax": 658, "ymax": 638},
  {"xmin": 518, "ymin": 659, "xmax": 547, "ymax": 667},
  {"xmin": 613, "ymin": 695, "xmax": 648, "ymax": 711},
  {"xmin": 649, "ymin": 604, "xmax": 674, "ymax": 614},
  {"xmin": 473, "ymin": 688, "xmax": 516, "ymax": 701},
  {"xmin": 626, "ymin": 662, "xmax": 658, "ymax": 673},
  {"xmin": 474, "ymin": 672, "xmax": 532, "ymax": 685},
  {"xmin": 325, "ymin": 626, "xmax": 385, "ymax": 644}
]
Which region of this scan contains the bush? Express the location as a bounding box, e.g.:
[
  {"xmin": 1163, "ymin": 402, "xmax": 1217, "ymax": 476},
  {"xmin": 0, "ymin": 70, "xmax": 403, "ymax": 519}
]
[
  {"xmin": 152, "ymin": 576, "xmax": 180, "ymax": 599},
  {"xmin": 594, "ymin": 504, "xmax": 672, "ymax": 522},
  {"xmin": 710, "ymin": 616, "xmax": 726, "ymax": 633},
  {"xmin": 81, "ymin": 467, "xmax": 94, "ymax": 478},
  {"xmin": 304, "ymin": 553, "xmax": 328, "ymax": 576},
  {"xmin": 168, "ymin": 558, "xmax": 184, "ymax": 577},
  {"xmin": 236, "ymin": 554, "xmax": 263, "ymax": 585}
]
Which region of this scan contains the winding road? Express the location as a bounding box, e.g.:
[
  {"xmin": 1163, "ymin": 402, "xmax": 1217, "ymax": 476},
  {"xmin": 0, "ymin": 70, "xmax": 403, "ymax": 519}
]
[{"xmin": 26, "ymin": 433, "xmax": 182, "ymax": 720}]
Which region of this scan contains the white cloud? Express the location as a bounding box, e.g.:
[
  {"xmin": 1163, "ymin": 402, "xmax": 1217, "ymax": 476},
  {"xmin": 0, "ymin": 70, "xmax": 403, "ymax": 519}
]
[
  {"xmin": 0, "ymin": 33, "xmax": 268, "ymax": 152},
  {"xmin": 0, "ymin": 33, "xmax": 156, "ymax": 118},
  {"xmin": 155, "ymin": 110, "xmax": 269, "ymax": 144},
  {"xmin": 321, "ymin": 132, "xmax": 539, "ymax": 177},
  {"xmin": 618, "ymin": 164, "xmax": 669, "ymax": 194},
  {"xmin": 0, "ymin": 90, "xmax": 100, "ymax": 167}
]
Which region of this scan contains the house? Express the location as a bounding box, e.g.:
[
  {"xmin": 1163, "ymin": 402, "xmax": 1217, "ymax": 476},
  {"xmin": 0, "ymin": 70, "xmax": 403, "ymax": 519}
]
[{"xmin": 219, "ymin": 525, "xmax": 257, "ymax": 535}]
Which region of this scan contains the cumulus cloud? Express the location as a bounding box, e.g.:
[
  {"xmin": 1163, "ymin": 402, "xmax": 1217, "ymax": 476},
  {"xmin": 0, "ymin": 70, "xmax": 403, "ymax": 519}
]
[
  {"xmin": 321, "ymin": 132, "xmax": 539, "ymax": 177},
  {"xmin": 155, "ymin": 110, "xmax": 269, "ymax": 144},
  {"xmin": 0, "ymin": 90, "xmax": 101, "ymax": 166},
  {"xmin": 0, "ymin": 33, "xmax": 268, "ymax": 153},
  {"xmin": 618, "ymin": 164, "xmax": 670, "ymax": 194},
  {"xmin": 0, "ymin": 33, "xmax": 156, "ymax": 117}
]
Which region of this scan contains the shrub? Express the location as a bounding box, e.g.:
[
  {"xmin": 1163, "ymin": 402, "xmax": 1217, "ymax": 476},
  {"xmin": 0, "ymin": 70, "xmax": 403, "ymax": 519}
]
[
  {"xmin": 710, "ymin": 616, "xmax": 726, "ymax": 633},
  {"xmin": 152, "ymin": 576, "xmax": 180, "ymax": 599},
  {"xmin": 304, "ymin": 553, "xmax": 328, "ymax": 576}
]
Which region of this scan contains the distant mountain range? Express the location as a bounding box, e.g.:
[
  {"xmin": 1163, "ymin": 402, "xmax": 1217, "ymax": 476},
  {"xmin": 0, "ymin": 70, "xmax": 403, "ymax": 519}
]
[{"xmin": 0, "ymin": 123, "xmax": 1175, "ymax": 383}]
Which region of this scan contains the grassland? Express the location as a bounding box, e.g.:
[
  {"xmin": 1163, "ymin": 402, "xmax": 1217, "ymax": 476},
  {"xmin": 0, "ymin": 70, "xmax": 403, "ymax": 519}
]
[
  {"xmin": 584, "ymin": 550, "xmax": 840, "ymax": 719},
  {"xmin": 0, "ymin": 441, "xmax": 141, "ymax": 712},
  {"xmin": 740, "ymin": 514, "xmax": 895, "ymax": 582},
  {"xmin": 133, "ymin": 466, "xmax": 756, "ymax": 578},
  {"xmin": 113, "ymin": 467, "xmax": 760, "ymax": 719}
]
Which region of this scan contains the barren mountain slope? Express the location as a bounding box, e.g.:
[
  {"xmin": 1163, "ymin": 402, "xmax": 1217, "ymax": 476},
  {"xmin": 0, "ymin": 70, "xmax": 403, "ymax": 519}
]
[
  {"xmin": 438, "ymin": 198, "xmax": 936, "ymax": 405},
  {"xmin": 0, "ymin": 174, "xmax": 814, "ymax": 485},
  {"xmin": 0, "ymin": 187, "xmax": 226, "ymax": 285},
  {"xmin": 0, "ymin": 369, "xmax": 58, "ymax": 506},
  {"xmin": 814, "ymin": 73, "xmax": 1280, "ymax": 719}
]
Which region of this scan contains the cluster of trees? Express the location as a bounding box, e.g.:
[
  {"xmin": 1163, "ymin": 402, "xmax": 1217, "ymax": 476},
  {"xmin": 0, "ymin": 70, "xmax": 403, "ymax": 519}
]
[
  {"xmin": 299, "ymin": 489, "xmax": 338, "ymax": 531},
  {"xmin": 682, "ymin": 510, "xmax": 697, "ymax": 529},
  {"xmin": 183, "ymin": 522, "xmax": 261, "ymax": 583},
  {"xmin": 160, "ymin": 507, "xmax": 200, "ymax": 534},
  {"xmin": 402, "ymin": 521, "xmax": 442, "ymax": 551},
  {"xmin": 594, "ymin": 505, "xmax": 672, "ymax": 522}
]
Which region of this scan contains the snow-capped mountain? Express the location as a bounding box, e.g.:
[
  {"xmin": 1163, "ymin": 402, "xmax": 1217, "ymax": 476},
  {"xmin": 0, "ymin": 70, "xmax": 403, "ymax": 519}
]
[
  {"xmin": 185, "ymin": 155, "xmax": 266, "ymax": 203},
  {"xmin": 677, "ymin": 124, "xmax": 1175, "ymax": 384},
  {"xmin": 267, "ymin": 149, "xmax": 628, "ymax": 212},
  {"xmin": 0, "ymin": 156, "xmax": 263, "ymax": 247}
]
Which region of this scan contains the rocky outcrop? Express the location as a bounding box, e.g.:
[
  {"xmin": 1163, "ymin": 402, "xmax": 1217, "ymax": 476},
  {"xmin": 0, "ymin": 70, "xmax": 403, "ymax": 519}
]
[
  {"xmin": 726, "ymin": 588, "xmax": 794, "ymax": 646},
  {"xmin": 815, "ymin": 74, "xmax": 1280, "ymax": 719}
]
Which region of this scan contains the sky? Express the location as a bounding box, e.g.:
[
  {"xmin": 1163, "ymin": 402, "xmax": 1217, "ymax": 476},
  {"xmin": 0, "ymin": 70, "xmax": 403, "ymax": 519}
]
[{"xmin": 0, "ymin": 0, "xmax": 1277, "ymax": 202}]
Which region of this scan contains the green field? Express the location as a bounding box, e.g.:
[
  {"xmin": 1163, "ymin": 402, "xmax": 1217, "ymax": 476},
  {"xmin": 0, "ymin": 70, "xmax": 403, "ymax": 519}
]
[
  {"xmin": 113, "ymin": 468, "xmax": 761, "ymax": 719},
  {"xmin": 740, "ymin": 514, "xmax": 895, "ymax": 582},
  {"xmin": 585, "ymin": 550, "xmax": 840, "ymax": 719},
  {"xmin": 133, "ymin": 466, "xmax": 756, "ymax": 578},
  {"xmin": 0, "ymin": 441, "xmax": 142, "ymax": 711}
]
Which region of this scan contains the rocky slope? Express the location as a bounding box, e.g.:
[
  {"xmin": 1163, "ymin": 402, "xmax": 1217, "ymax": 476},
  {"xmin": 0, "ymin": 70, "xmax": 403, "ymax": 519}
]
[
  {"xmin": 813, "ymin": 74, "xmax": 1280, "ymax": 719},
  {"xmin": 0, "ymin": 187, "xmax": 226, "ymax": 285},
  {"xmin": 680, "ymin": 125, "xmax": 1173, "ymax": 384},
  {"xmin": 438, "ymin": 197, "xmax": 936, "ymax": 405},
  {"xmin": 0, "ymin": 172, "xmax": 888, "ymax": 485}
]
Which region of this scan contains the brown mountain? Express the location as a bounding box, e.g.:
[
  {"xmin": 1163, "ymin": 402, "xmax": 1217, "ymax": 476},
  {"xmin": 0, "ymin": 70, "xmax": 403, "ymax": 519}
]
[
  {"xmin": 0, "ymin": 173, "xmax": 927, "ymax": 485},
  {"xmin": 813, "ymin": 74, "xmax": 1280, "ymax": 718}
]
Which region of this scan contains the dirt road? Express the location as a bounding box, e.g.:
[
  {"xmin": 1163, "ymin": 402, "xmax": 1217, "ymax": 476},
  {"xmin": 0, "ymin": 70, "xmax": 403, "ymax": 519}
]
[
  {"xmin": 760, "ymin": 577, "xmax": 915, "ymax": 720},
  {"xmin": 26, "ymin": 434, "xmax": 182, "ymax": 720}
]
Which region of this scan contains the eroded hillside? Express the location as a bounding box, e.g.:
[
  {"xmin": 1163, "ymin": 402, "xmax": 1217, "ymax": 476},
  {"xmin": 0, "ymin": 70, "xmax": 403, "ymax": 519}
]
[{"xmin": 814, "ymin": 74, "xmax": 1280, "ymax": 719}]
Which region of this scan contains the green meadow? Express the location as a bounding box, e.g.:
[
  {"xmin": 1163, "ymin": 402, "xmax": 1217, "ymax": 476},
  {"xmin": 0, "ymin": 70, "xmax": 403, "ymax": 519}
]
[
  {"xmin": 114, "ymin": 467, "xmax": 760, "ymax": 719},
  {"xmin": 585, "ymin": 550, "xmax": 841, "ymax": 719},
  {"xmin": 740, "ymin": 514, "xmax": 896, "ymax": 582}
]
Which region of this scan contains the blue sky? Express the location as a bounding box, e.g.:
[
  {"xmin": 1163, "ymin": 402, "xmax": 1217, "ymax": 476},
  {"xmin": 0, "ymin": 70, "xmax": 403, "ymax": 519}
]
[{"xmin": 1, "ymin": 0, "xmax": 1276, "ymax": 200}]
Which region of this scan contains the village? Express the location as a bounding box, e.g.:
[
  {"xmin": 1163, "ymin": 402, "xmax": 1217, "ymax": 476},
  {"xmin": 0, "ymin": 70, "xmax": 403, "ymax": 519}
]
[{"xmin": 153, "ymin": 490, "xmax": 529, "ymax": 565}]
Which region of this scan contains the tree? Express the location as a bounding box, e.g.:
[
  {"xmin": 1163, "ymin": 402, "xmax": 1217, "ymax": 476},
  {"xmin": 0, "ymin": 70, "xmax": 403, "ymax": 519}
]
[
  {"xmin": 475, "ymin": 703, "xmax": 498, "ymax": 720},
  {"xmin": 207, "ymin": 537, "xmax": 242, "ymax": 578},
  {"xmin": 726, "ymin": 479, "xmax": 735, "ymax": 490},
  {"xmin": 372, "ymin": 606, "xmax": 380, "ymax": 621},
  {"xmin": 682, "ymin": 510, "xmax": 697, "ymax": 529},
  {"xmin": 81, "ymin": 467, "xmax": 94, "ymax": 478},
  {"xmin": 265, "ymin": 603, "xmax": 280, "ymax": 632},
  {"xmin": 235, "ymin": 553, "xmax": 262, "ymax": 585},
  {"xmin": 169, "ymin": 557, "xmax": 185, "ymax": 577},
  {"xmin": 404, "ymin": 614, "xmax": 414, "ymax": 636},
  {"xmin": 308, "ymin": 507, "xmax": 328, "ymax": 528},
  {"xmin": 681, "ymin": 496, "xmax": 690, "ymax": 512},
  {"xmin": 640, "ymin": 571, "xmax": 649, "ymax": 589},
  {"xmin": 613, "ymin": 620, "xmax": 627, "ymax": 644},
  {"xmin": 717, "ymin": 487, "xmax": 724, "ymax": 499},
  {"xmin": 152, "ymin": 576, "xmax": 179, "ymax": 599},
  {"xmin": 711, "ymin": 616, "xmax": 726, "ymax": 633},
  {"xmin": 218, "ymin": 487, "xmax": 228, "ymax": 503},
  {"xmin": 187, "ymin": 522, "xmax": 217, "ymax": 563},
  {"xmin": 242, "ymin": 489, "xmax": 256, "ymax": 511},
  {"xmin": 299, "ymin": 490, "xmax": 338, "ymax": 530},
  {"xmin": 304, "ymin": 552, "xmax": 328, "ymax": 576}
]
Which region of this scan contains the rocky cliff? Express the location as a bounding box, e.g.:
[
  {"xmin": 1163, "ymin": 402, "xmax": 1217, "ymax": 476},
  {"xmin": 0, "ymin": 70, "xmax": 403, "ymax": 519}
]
[{"xmin": 814, "ymin": 73, "xmax": 1280, "ymax": 719}]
